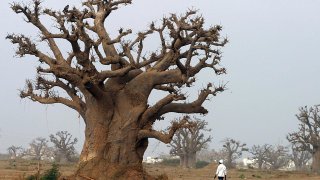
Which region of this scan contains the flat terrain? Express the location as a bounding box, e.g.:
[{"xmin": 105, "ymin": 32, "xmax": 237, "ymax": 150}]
[
  {"xmin": 0, "ymin": 160, "xmax": 319, "ymax": 180},
  {"xmin": 145, "ymin": 163, "xmax": 320, "ymax": 180}
]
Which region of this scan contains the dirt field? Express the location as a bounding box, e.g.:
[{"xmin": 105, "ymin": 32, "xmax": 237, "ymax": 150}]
[
  {"xmin": 0, "ymin": 160, "xmax": 319, "ymax": 180},
  {"xmin": 145, "ymin": 163, "xmax": 320, "ymax": 180}
]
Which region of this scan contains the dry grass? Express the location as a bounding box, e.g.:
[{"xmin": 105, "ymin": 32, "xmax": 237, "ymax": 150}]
[
  {"xmin": 145, "ymin": 163, "xmax": 320, "ymax": 180},
  {"xmin": 0, "ymin": 160, "xmax": 75, "ymax": 180},
  {"xmin": 0, "ymin": 160, "xmax": 319, "ymax": 180}
]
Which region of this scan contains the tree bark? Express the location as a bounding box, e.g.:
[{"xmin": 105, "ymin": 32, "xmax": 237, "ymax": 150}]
[
  {"xmin": 226, "ymin": 153, "xmax": 234, "ymax": 168},
  {"xmin": 258, "ymin": 160, "xmax": 263, "ymax": 169},
  {"xmin": 187, "ymin": 153, "xmax": 196, "ymax": 168},
  {"xmin": 182, "ymin": 154, "xmax": 188, "ymax": 168},
  {"xmin": 311, "ymin": 148, "xmax": 320, "ymax": 174},
  {"xmin": 72, "ymin": 94, "xmax": 152, "ymax": 180},
  {"xmin": 180, "ymin": 155, "xmax": 185, "ymax": 167},
  {"xmin": 179, "ymin": 153, "xmax": 196, "ymax": 168}
]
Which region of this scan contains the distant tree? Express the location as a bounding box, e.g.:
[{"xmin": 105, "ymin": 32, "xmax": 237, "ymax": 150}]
[
  {"xmin": 287, "ymin": 105, "xmax": 320, "ymax": 173},
  {"xmin": 27, "ymin": 137, "xmax": 51, "ymax": 161},
  {"xmin": 264, "ymin": 145, "xmax": 290, "ymax": 170},
  {"xmin": 7, "ymin": 145, "xmax": 23, "ymax": 159},
  {"xmin": 170, "ymin": 118, "xmax": 212, "ymax": 168},
  {"xmin": 212, "ymin": 149, "xmax": 228, "ymax": 163},
  {"xmin": 197, "ymin": 149, "xmax": 215, "ymax": 163},
  {"xmin": 197, "ymin": 149, "xmax": 227, "ymax": 163},
  {"xmin": 49, "ymin": 131, "xmax": 78, "ymax": 162},
  {"xmin": 222, "ymin": 138, "xmax": 248, "ymax": 168},
  {"xmin": 250, "ymin": 144, "xmax": 271, "ymax": 169},
  {"xmin": 290, "ymin": 144, "xmax": 312, "ymax": 171}
]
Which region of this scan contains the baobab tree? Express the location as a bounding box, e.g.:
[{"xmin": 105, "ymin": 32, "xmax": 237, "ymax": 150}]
[
  {"xmin": 287, "ymin": 105, "xmax": 320, "ymax": 173},
  {"xmin": 197, "ymin": 149, "xmax": 228, "ymax": 163},
  {"xmin": 264, "ymin": 145, "xmax": 289, "ymax": 170},
  {"xmin": 7, "ymin": 0, "xmax": 227, "ymax": 179},
  {"xmin": 7, "ymin": 145, "xmax": 23, "ymax": 160},
  {"xmin": 27, "ymin": 137, "xmax": 51, "ymax": 161},
  {"xmin": 290, "ymin": 144, "xmax": 311, "ymax": 171},
  {"xmin": 222, "ymin": 138, "xmax": 248, "ymax": 168},
  {"xmin": 169, "ymin": 118, "xmax": 212, "ymax": 168},
  {"xmin": 50, "ymin": 131, "xmax": 78, "ymax": 162},
  {"xmin": 197, "ymin": 149, "xmax": 214, "ymax": 163},
  {"xmin": 250, "ymin": 144, "xmax": 271, "ymax": 169}
]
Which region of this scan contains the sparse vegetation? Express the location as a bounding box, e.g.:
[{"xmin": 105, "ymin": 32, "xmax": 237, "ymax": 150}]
[
  {"xmin": 40, "ymin": 163, "xmax": 60, "ymax": 180},
  {"xmin": 25, "ymin": 174, "xmax": 37, "ymax": 180},
  {"xmin": 0, "ymin": 159, "xmax": 320, "ymax": 180},
  {"xmin": 255, "ymin": 174, "xmax": 262, "ymax": 178},
  {"xmin": 195, "ymin": 161, "xmax": 210, "ymax": 169},
  {"xmin": 239, "ymin": 173, "xmax": 245, "ymax": 179},
  {"xmin": 160, "ymin": 158, "xmax": 180, "ymax": 167},
  {"xmin": 25, "ymin": 163, "xmax": 60, "ymax": 180}
]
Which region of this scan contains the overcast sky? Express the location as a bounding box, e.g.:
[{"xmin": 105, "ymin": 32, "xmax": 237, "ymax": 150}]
[{"xmin": 1, "ymin": 0, "xmax": 320, "ymax": 158}]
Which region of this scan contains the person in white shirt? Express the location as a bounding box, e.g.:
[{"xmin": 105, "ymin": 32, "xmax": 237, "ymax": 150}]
[{"xmin": 214, "ymin": 159, "xmax": 227, "ymax": 180}]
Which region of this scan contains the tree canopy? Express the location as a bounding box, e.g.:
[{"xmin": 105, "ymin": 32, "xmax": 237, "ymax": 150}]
[{"xmin": 7, "ymin": 0, "xmax": 227, "ymax": 178}]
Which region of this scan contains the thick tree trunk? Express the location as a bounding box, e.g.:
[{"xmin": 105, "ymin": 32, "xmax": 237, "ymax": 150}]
[
  {"xmin": 226, "ymin": 154, "xmax": 234, "ymax": 168},
  {"xmin": 187, "ymin": 153, "xmax": 196, "ymax": 168},
  {"xmin": 75, "ymin": 123, "xmax": 148, "ymax": 179},
  {"xmin": 180, "ymin": 153, "xmax": 196, "ymax": 168},
  {"xmin": 258, "ymin": 160, "xmax": 263, "ymax": 169},
  {"xmin": 71, "ymin": 95, "xmax": 153, "ymax": 180},
  {"xmin": 181, "ymin": 154, "xmax": 188, "ymax": 168},
  {"xmin": 311, "ymin": 149, "xmax": 320, "ymax": 174},
  {"xmin": 293, "ymin": 159, "xmax": 302, "ymax": 171},
  {"xmin": 179, "ymin": 155, "xmax": 185, "ymax": 167}
]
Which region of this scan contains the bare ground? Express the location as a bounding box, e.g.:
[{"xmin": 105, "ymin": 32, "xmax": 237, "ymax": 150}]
[{"xmin": 0, "ymin": 160, "xmax": 319, "ymax": 180}]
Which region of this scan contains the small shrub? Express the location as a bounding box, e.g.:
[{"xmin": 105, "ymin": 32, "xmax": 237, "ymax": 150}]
[
  {"xmin": 160, "ymin": 158, "xmax": 180, "ymax": 166},
  {"xmin": 256, "ymin": 175, "xmax": 262, "ymax": 178},
  {"xmin": 25, "ymin": 175, "xmax": 37, "ymax": 180},
  {"xmin": 195, "ymin": 161, "xmax": 210, "ymax": 169},
  {"xmin": 40, "ymin": 163, "xmax": 60, "ymax": 180},
  {"xmin": 239, "ymin": 173, "xmax": 245, "ymax": 179}
]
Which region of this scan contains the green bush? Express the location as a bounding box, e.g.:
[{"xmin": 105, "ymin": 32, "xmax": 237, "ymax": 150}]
[
  {"xmin": 195, "ymin": 161, "xmax": 210, "ymax": 169},
  {"xmin": 40, "ymin": 163, "xmax": 60, "ymax": 180},
  {"xmin": 239, "ymin": 174, "xmax": 245, "ymax": 179},
  {"xmin": 160, "ymin": 158, "xmax": 180, "ymax": 166},
  {"xmin": 25, "ymin": 175, "xmax": 37, "ymax": 180}
]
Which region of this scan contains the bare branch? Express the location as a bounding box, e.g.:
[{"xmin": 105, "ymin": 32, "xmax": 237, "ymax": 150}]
[
  {"xmin": 140, "ymin": 94, "xmax": 186, "ymax": 126},
  {"xmin": 138, "ymin": 117, "xmax": 193, "ymax": 143},
  {"xmin": 157, "ymin": 83, "xmax": 225, "ymax": 117},
  {"xmin": 20, "ymin": 80, "xmax": 83, "ymax": 113},
  {"xmin": 287, "ymin": 105, "xmax": 320, "ymax": 153}
]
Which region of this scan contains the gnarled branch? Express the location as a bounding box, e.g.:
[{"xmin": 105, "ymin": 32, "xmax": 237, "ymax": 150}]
[{"xmin": 138, "ymin": 116, "xmax": 193, "ymax": 144}]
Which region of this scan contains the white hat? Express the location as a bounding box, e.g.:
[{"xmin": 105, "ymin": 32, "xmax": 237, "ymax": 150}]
[{"xmin": 219, "ymin": 159, "xmax": 223, "ymax": 164}]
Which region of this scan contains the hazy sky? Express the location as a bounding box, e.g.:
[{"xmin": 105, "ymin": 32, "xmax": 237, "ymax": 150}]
[{"xmin": 1, "ymin": 0, "xmax": 320, "ymax": 158}]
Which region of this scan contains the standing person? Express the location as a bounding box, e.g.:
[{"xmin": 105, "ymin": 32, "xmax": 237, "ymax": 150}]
[{"xmin": 214, "ymin": 159, "xmax": 227, "ymax": 180}]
